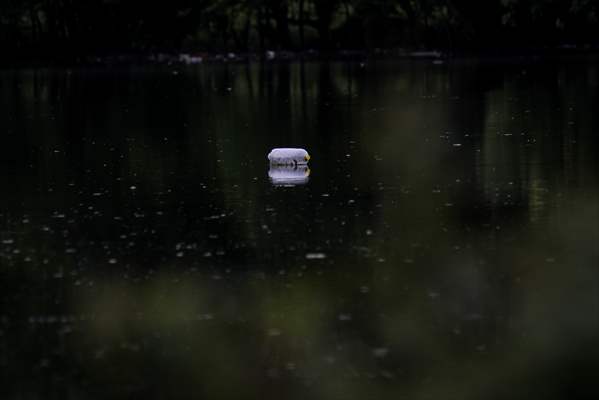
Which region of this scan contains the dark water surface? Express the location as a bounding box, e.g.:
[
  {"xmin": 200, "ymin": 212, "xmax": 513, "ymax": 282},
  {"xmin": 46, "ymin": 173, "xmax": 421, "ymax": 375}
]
[{"xmin": 1, "ymin": 60, "xmax": 598, "ymax": 399}]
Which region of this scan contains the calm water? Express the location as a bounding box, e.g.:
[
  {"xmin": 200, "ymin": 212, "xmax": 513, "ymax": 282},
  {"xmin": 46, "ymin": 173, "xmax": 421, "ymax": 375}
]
[{"xmin": 0, "ymin": 60, "xmax": 598, "ymax": 399}]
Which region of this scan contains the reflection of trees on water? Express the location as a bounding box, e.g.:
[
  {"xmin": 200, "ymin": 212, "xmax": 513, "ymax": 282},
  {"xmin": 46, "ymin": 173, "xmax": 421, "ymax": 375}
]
[{"xmin": 0, "ymin": 62, "xmax": 598, "ymax": 398}]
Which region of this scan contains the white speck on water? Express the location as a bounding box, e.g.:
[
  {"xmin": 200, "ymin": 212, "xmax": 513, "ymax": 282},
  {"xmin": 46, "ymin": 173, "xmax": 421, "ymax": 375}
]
[
  {"xmin": 285, "ymin": 362, "xmax": 296, "ymax": 371},
  {"xmin": 196, "ymin": 313, "xmax": 213, "ymax": 321},
  {"xmin": 306, "ymin": 253, "xmax": 326, "ymax": 260},
  {"xmin": 453, "ymin": 143, "xmax": 462, "ymax": 147},
  {"xmin": 338, "ymin": 313, "xmax": 352, "ymax": 321},
  {"xmin": 324, "ymin": 355, "xmax": 336, "ymax": 364},
  {"xmin": 268, "ymin": 328, "xmax": 282, "ymax": 337},
  {"xmin": 205, "ymin": 214, "xmax": 226, "ymax": 220},
  {"xmin": 372, "ymin": 348, "xmax": 389, "ymax": 358},
  {"xmin": 108, "ymin": 258, "xmax": 117, "ymax": 264},
  {"xmin": 365, "ymin": 229, "xmax": 373, "ymax": 236},
  {"xmin": 130, "ymin": 186, "xmax": 137, "ymax": 190}
]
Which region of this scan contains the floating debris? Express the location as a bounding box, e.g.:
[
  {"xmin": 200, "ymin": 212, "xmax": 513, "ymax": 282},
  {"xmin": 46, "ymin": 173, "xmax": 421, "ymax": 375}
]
[
  {"xmin": 305, "ymin": 252, "xmax": 326, "ymax": 260},
  {"xmin": 268, "ymin": 148, "xmax": 310, "ymax": 166}
]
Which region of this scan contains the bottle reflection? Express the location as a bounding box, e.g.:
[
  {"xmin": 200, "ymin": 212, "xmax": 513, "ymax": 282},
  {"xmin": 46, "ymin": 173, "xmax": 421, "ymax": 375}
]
[{"xmin": 268, "ymin": 165, "xmax": 310, "ymax": 186}]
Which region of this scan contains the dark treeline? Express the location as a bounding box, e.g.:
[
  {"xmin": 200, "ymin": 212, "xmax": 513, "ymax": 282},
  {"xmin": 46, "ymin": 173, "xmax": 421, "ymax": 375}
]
[{"xmin": 1, "ymin": 0, "xmax": 599, "ymax": 62}]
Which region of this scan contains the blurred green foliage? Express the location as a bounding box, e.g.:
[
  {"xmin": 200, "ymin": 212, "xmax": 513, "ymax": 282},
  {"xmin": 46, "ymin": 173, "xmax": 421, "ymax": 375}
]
[{"xmin": 1, "ymin": 0, "xmax": 599, "ymax": 61}]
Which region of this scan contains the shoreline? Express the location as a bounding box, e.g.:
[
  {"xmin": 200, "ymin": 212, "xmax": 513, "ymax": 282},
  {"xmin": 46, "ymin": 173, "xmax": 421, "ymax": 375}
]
[{"xmin": 2, "ymin": 46, "xmax": 599, "ymax": 69}]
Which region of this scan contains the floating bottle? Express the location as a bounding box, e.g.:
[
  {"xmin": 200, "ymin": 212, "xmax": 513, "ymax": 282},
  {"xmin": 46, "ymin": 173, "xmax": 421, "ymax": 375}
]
[{"xmin": 268, "ymin": 148, "xmax": 310, "ymax": 166}]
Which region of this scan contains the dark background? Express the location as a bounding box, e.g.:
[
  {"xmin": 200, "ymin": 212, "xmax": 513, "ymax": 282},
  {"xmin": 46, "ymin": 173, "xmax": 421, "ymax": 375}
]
[{"xmin": 2, "ymin": 0, "xmax": 599, "ymax": 64}]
